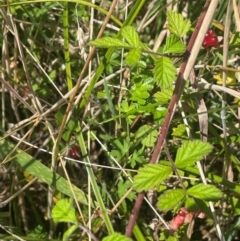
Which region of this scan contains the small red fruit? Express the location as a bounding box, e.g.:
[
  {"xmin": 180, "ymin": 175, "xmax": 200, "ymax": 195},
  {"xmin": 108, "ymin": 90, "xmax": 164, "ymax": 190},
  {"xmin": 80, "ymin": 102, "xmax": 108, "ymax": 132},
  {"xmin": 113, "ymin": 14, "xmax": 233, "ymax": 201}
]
[
  {"xmin": 69, "ymin": 145, "xmax": 81, "ymax": 159},
  {"xmin": 202, "ymin": 29, "xmax": 219, "ymax": 48},
  {"xmin": 173, "ymin": 215, "xmax": 185, "ymax": 226},
  {"xmin": 206, "ymin": 29, "xmax": 215, "ymax": 37},
  {"xmin": 178, "ymin": 209, "xmax": 186, "ymax": 217}
]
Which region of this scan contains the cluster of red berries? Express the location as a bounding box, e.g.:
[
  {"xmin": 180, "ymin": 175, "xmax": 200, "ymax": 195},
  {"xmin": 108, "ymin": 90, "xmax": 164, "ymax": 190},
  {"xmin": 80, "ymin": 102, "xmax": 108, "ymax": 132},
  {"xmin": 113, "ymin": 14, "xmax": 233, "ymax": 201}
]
[
  {"xmin": 202, "ymin": 29, "xmax": 219, "ymax": 49},
  {"xmin": 169, "ymin": 207, "xmax": 205, "ymax": 234},
  {"xmin": 68, "ymin": 145, "xmax": 81, "ymax": 159}
]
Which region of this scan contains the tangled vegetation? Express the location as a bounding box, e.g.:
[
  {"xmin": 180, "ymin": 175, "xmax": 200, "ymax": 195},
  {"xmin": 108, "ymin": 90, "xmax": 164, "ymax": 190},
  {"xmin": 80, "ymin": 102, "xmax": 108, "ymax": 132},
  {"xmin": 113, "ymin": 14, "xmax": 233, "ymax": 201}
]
[{"xmin": 0, "ymin": 0, "xmax": 240, "ymax": 240}]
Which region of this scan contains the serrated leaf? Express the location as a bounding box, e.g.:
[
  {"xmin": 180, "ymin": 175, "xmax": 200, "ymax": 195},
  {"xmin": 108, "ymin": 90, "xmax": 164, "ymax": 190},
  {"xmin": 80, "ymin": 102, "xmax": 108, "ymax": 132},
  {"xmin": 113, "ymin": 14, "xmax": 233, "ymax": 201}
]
[
  {"xmin": 89, "ymin": 37, "xmax": 131, "ymax": 48},
  {"xmin": 133, "ymin": 164, "xmax": 172, "ymax": 192},
  {"xmin": 141, "ymin": 129, "xmax": 158, "ymax": 147},
  {"xmin": 175, "ymin": 140, "xmax": 213, "ymax": 168},
  {"xmin": 154, "ymin": 88, "xmax": 173, "ymax": 104},
  {"xmin": 187, "ymin": 184, "xmax": 222, "ymax": 201},
  {"xmin": 121, "ymin": 26, "xmax": 140, "ymax": 47},
  {"xmin": 52, "ymin": 199, "xmax": 78, "ymax": 223},
  {"xmin": 154, "ymin": 57, "xmax": 176, "ymax": 88},
  {"xmin": 103, "ymin": 233, "xmax": 132, "ymax": 241},
  {"xmin": 163, "ymin": 35, "xmax": 186, "ymax": 54},
  {"xmin": 126, "ymin": 48, "xmax": 141, "ymax": 66},
  {"xmin": 135, "ymin": 125, "xmax": 158, "ymax": 147},
  {"xmin": 157, "ymin": 189, "xmax": 185, "ymax": 211},
  {"xmin": 172, "ymin": 124, "xmax": 186, "ymax": 137},
  {"xmin": 167, "ymin": 10, "xmax": 191, "ymax": 37}
]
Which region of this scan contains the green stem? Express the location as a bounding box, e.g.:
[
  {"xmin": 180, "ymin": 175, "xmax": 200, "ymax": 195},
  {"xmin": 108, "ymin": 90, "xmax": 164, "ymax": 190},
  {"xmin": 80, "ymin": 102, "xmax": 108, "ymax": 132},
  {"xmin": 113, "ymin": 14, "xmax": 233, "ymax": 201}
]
[
  {"xmin": 63, "ymin": 2, "xmax": 72, "ymax": 90},
  {"xmin": 77, "ymin": 123, "xmax": 114, "ymax": 234}
]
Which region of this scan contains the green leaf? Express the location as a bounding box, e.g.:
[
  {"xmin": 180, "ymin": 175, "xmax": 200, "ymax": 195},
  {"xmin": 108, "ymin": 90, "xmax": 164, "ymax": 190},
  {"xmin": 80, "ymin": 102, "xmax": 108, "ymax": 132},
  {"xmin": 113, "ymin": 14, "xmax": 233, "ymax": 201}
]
[
  {"xmin": 185, "ymin": 197, "xmax": 198, "ymax": 212},
  {"xmin": 28, "ymin": 225, "xmax": 47, "ymax": 238},
  {"xmin": 117, "ymin": 180, "xmax": 136, "ymax": 201},
  {"xmin": 167, "ymin": 10, "xmax": 191, "ymax": 37},
  {"xmin": 0, "ymin": 138, "xmax": 89, "ymax": 206},
  {"xmin": 187, "ymin": 184, "xmax": 222, "ymax": 201},
  {"xmin": 128, "ymin": 149, "xmax": 145, "ymax": 168},
  {"xmin": 157, "ymin": 189, "xmax": 185, "ymax": 211},
  {"xmin": 121, "ymin": 26, "xmax": 140, "ymax": 47},
  {"xmin": 175, "ymin": 140, "xmax": 213, "ymax": 168},
  {"xmin": 89, "ymin": 37, "xmax": 131, "ymax": 48},
  {"xmin": 172, "ymin": 124, "xmax": 187, "ymax": 138},
  {"xmin": 133, "ymin": 164, "xmax": 172, "ymax": 192},
  {"xmin": 126, "ymin": 48, "xmax": 141, "ymax": 66},
  {"xmin": 153, "ymin": 107, "xmax": 167, "ymax": 125},
  {"xmin": 154, "ymin": 57, "xmax": 176, "ymax": 88},
  {"xmin": 163, "ymin": 35, "xmax": 186, "ymax": 54},
  {"xmin": 103, "ymin": 233, "xmax": 132, "ymax": 241},
  {"xmin": 154, "ymin": 88, "xmax": 173, "ymax": 104},
  {"xmin": 135, "ymin": 124, "xmax": 158, "ymax": 147},
  {"xmin": 232, "ymin": 196, "xmax": 240, "ymax": 215},
  {"xmin": 130, "ymin": 83, "xmax": 152, "ymax": 106},
  {"xmin": 110, "ymin": 137, "xmax": 131, "ymax": 159},
  {"xmin": 52, "ymin": 199, "xmax": 78, "ymax": 223}
]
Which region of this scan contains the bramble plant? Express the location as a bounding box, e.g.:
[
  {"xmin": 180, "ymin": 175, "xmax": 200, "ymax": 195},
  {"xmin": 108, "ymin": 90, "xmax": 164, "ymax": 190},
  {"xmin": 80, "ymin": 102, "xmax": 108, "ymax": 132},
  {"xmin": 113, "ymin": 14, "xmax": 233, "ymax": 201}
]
[{"xmin": 1, "ymin": 1, "xmax": 240, "ymax": 241}]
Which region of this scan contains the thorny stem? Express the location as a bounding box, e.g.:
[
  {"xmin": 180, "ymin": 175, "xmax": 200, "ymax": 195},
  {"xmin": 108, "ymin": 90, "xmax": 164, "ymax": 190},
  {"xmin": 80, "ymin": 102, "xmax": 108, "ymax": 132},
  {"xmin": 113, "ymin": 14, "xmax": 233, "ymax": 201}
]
[{"xmin": 125, "ymin": 0, "xmax": 215, "ymax": 237}]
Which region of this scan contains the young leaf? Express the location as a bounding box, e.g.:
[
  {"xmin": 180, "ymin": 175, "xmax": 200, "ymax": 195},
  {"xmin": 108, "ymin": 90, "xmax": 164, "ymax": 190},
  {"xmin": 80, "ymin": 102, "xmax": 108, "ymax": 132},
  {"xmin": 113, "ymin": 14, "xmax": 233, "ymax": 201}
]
[
  {"xmin": 89, "ymin": 37, "xmax": 131, "ymax": 48},
  {"xmin": 103, "ymin": 233, "xmax": 132, "ymax": 241},
  {"xmin": 187, "ymin": 184, "xmax": 222, "ymax": 201},
  {"xmin": 154, "ymin": 57, "xmax": 176, "ymax": 88},
  {"xmin": 163, "ymin": 35, "xmax": 186, "ymax": 54},
  {"xmin": 133, "ymin": 164, "xmax": 172, "ymax": 192},
  {"xmin": 175, "ymin": 140, "xmax": 213, "ymax": 168},
  {"xmin": 121, "ymin": 26, "xmax": 140, "ymax": 47},
  {"xmin": 52, "ymin": 199, "xmax": 78, "ymax": 223},
  {"xmin": 126, "ymin": 48, "xmax": 141, "ymax": 66},
  {"xmin": 157, "ymin": 189, "xmax": 185, "ymax": 211},
  {"xmin": 167, "ymin": 10, "xmax": 191, "ymax": 37}
]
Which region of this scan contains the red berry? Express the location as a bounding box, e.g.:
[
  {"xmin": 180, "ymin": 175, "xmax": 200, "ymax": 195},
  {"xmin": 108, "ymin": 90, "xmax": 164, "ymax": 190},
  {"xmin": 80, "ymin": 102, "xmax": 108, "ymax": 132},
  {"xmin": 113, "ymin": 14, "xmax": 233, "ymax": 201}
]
[
  {"xmin": 178, "ymin": 210, "xmax": 186, "ymax": 217},
  {"xmin": 69, "ymin": 145, "xmax": 81, "ymax": 159},
  {"xmin": 210, "ymin": 36, "xmax": 218, "ymax": 46},
  {"xmin": 207, "ymin": 29, "xmax": 215, "ymax": 37},
  {"xmin": 173, "ymin": 215, "xmax": 185, "ymax": 226},
  {"xmin": 202, "ymin": 29, "xmax": 219, "ymax": 48}
]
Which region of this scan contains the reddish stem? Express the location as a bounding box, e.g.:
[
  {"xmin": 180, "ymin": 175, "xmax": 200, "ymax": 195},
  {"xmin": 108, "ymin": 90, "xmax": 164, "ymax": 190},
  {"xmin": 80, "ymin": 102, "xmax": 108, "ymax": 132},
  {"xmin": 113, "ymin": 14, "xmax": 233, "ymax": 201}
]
[{"xmin": 125, "ymin": 0, "xmax": 212, "ymax": 238}]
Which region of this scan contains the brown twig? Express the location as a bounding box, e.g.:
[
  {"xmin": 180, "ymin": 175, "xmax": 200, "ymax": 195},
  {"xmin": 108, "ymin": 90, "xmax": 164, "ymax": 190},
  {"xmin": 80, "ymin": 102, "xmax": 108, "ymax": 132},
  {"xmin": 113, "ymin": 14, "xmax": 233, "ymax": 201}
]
[{"xmin": 125, "ymin": 0, "xmax": 217, "ymax": 237}]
